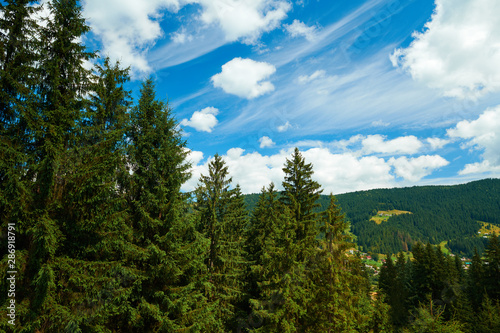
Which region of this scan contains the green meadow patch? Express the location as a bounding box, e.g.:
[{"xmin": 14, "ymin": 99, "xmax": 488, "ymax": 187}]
[
  {"xmin": 370, "ymin": 209, "xmax": 412, "ymax": 224},
  {"xmin": 478, "ymin": 221, "xmax": 500, "ymax": 235}
]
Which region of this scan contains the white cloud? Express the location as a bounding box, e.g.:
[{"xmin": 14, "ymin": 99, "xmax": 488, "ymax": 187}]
[
  {"xmin": 361, "ymin": 135, "xmax": 423, "ymax": 155},
  {"xmin": 370, "ymin": 120, "xmax": 390, "ymax": 127},
  {"xmin": 180, "ymin": 107, "xmax": 219, "ymax": 132},
  {"xmin": 83, "ymin": 0, "xmax": 183, "ymax": 73},
  {"xmin": 171, "ymin": 28, "xmax": 193, "ymax": 44},
  {"xmin": 457, "ymin": 161, "xmax": 500, "ymax": 175},
  {"xmin": 211, "ymin": 58, "xmax": 276, "ymax": 99},
  {"xmin": 330, "ymin": 135, "xmax": 363, "ymax": 152},
  {"xmin": 389, "ymin": 155, "xmax": 449, "ymax": 182},
  {"xmin": 259, "ymin": 136, "xmax": 275, "ymax": 148},
  {"xmin": 185, "ymin": 149, "xmax": 204, "ymax": 165},
  {"xmin": 426, "ymin": 137, "xmax": 450, "ymax": 150},
  {"xmin": 298, "ymin": 70, "xmax": 326, "ymax": 84},
  {"xmin": 284, "ymin": 19, "xmax": 317, "ymax": 41},
  {"xmin": 198, "ymin": 0, "xmax": 291, "ymax": 44},
  {"xmin": 303, "ymin": 148, "xmax": 395, "ymax": 194},
  {"xmin": 182, "ymin": 149, "xmax": 205, "ymax": 191},
  {"xmin": 83, "ymin": 0, "xmax": 292, "ymax": 72},
  {"xmin": 447, "ymin": 106, "xmax": 500, "ymax": 174},
  {"xmin": 277, "ymin": 121, "xmax": 292, "ymax": 132},
  {"xmin": 220, "ymin": 51, "xmax": 450, "ymax": 137},
  {"xmin": 182, "ymin": 147, "xmax": 450, "ymax": 194},
  {"xmin": 32, "ymin": 0, "xmax": 52, "ymax": 27},
  {"xmin": 391, "ymin": 0, "xmax": 500, "ymax": 99},
  {"xmin": 293, "ymin": 140, "xmax": 325, "ymax": 149}
]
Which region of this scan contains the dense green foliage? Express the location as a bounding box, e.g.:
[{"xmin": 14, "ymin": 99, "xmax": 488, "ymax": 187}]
[
  {"xmin": 378, "ymin": 234, "xmax": 500, "ymax": 332},
  {"xmin": 1, "ymin": 2, "xmax": 499, "ymax": 332}
]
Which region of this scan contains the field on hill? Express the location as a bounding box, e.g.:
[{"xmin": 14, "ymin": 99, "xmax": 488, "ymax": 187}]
[
  {"xmin": 478, "ymin": 221, "xmax": 500, "ymax": 235},
  {"xmin": 370, "ymin": 210, "xmax": 412, "ymax": 224}
]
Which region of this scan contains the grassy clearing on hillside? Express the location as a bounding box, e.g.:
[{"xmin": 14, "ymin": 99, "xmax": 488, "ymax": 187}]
[
  {"xmin": 478, "ymin": 221, "xmax": 500, "ymax": 235},
  {"xmin": 370, "ymin": 209, "xmax": 412, "ymax": 224},
  {"xmin": 439, "ymin": 240, "xmax": 450, "ymax": 254}
]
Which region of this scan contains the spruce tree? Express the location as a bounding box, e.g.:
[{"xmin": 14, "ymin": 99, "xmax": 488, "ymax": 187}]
[
  {"xmin": 280, "ymin": 147, "xmax": 322, "ymax": 260},
  {"xmin": 466, "ymin": 248, "xmax": 484, "ymax": 311},
  {"xmin": 245, "ymin": 183, "xmax": 297, "ymax": 332},
  {"xmin": 394, "ymin": 251, "xmax": 410, "ymax": 326},
  {"xmin": 476, "ymin": 295, "xmax": 500, "ymax": 333},
  {"xmin": 483, "ymin": 233, "xmax": 500, "ymax": 302},
  {"xmin": 246, "ymin": 183, "xmax": 284, "ymax": 298},
  {"xmin": 379, "ymin": 255, "xmax": 396, "ymax": 296},
  {"xmin": 122, "ymin": 78, "xmax": 198, "ymax": 331},
  {"xmin": 258, "ymin": 147, "xmax": 324, "ymax": 331},
  {"xmin": 0, "ymin": 5, "xmax": 40, "ymax": 322},
  {"xmin": 0, "ymin": 0, "xmax": 98, "ymax": 329},
  {"xmin": 194, "ymin": 154, "xmax": 247, "ymax": 331},
  {"xmin": 306, "ymin": 195, "xmax": 373, "ymax": 332}
]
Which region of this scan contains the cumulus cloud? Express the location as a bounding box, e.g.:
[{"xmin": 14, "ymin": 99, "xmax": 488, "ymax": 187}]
[
  {"xmin": 284, "ymin": 19, "xmax": 317, "ymax": 41},
  {"xmin": 298, "ymin": 70, "xmax": 326, "ymax": 84},
  {"xmin": 303, "ymin": 149, "xmax": 395, "ymax": 193},
  {"xmin": 211, "ymin": 58, "xmax": 276, "ymax": 99},
  {"xmin": 457, "ymin": 161, "xmax": 500, "ymax": 175},
  {"xmin": 361, "ymin": 135, "xmax": 423, "ymax": 155},
  {"xmin": 182, "ymin": 147, "xmax": 450, "ymax": 194},
  {"xmin": 198, "ymin": 0, "xmax": 291, "ymax": 44},
  {"xmin": 185, "ymin": 149, "xmax": 204, "ymax": 165},
  {"xmin": 389, "ymin": 155, "xmax": 449, "ymax": 182},
  {"xmin": 180, "ymin": 107, "xmax": 219, "ymax": 132},
  {"xmin": 391, "ymin": 0, "xmax": 500, "ymax": 100},
  {"xmin": 447, "ymin": 106, "xmax": 500, "ymax": 174},
  {"xmin": 259, "ymin": 136, "xmax": 275, "ymax": 148}
]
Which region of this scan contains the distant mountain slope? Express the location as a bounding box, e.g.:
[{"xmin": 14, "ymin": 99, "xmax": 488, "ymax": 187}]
[{"xmin": 244, "ymin": 178, "xmax": 500, "ymax": 257}]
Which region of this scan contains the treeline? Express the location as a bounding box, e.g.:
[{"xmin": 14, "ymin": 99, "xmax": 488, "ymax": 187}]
[
  {"xmin": 0, "ymin": 1, "xmax": 387, "ymax": 331},
  {"xmin": 246, "ymin": 179, "xmax": 500, "ymax": 257},
  {"xmin": 378, "ymin": 237, "xmax": 500, "ymax": 332}
]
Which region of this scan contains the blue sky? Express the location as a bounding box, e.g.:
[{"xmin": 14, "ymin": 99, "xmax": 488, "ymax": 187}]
[{"xmin": 52, "ymin": 0, "xmax": 500, "ymax": 193}]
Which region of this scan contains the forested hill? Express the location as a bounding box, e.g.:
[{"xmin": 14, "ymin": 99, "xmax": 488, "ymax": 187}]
[{"xmin": 244, "ymin": 178, "xmax": 500, "ymax": 256}]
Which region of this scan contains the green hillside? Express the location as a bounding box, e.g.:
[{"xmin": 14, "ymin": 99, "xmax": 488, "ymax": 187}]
[{"xmin": 245, "ymin": 178, "xmax": 500, "ymax": 257}]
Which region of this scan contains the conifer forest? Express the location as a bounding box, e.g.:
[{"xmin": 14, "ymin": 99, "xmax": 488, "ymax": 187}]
[{"xmin": 1, "ymin": 1, "xmax": 499, "ymax": 332}]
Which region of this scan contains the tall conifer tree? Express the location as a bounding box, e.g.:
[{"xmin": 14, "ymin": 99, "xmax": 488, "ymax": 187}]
[
  {"xmin": 245, "ymin": 183, "xmax": 297, "ymax": 332},
  {"xmin": 1, "ymin": 0, "xmax": 97, "ymax": 329},
  {"xmin": 195, "ymin": 154, "xmax": 247, "ymax": 331},
  {"xmin": 306, "ymin": 195, "xmax": 373, "ymax": 332},
  {"xmin": 280, "ymin": 148, "xmax": 322, "ymax": 260},
  {"xmin": 483, "ymin": 233, "xmax": 500, "ymax": 302},
  {"xmin": 0, "ymin": 1, "xmax": 41, "ymax": 329},
  {"xmin": 0, "ymin": 0, "xmax": 40, "ymax": 265},
  {"xmin": 122, "ymin": 78, "xmax": 197, "ymax": 331}
]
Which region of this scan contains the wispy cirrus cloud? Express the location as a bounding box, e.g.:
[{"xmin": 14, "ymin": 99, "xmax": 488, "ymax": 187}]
[
  {"xmin": 83, "ymin": 0, "xmax": 293, "ymax": 73},
  {"xmin": 219, "ymin": 50, "xmax": 448, "ymax": 136}
]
